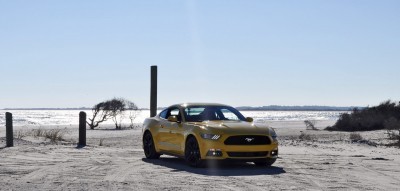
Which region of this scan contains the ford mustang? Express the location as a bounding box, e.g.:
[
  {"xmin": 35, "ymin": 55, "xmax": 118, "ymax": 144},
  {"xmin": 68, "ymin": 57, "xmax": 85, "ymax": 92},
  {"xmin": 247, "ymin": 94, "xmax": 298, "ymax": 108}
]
[{"xmin": 142, "ymin": 103, "xmax": 278, "ymax": 167}]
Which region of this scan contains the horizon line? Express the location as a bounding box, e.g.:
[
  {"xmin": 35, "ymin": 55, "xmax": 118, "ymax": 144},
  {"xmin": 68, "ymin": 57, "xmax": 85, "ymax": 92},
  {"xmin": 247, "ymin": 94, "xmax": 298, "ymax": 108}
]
[{"xmin": 1, "ymin": 105, "xmax": 365, "ymax": 111}]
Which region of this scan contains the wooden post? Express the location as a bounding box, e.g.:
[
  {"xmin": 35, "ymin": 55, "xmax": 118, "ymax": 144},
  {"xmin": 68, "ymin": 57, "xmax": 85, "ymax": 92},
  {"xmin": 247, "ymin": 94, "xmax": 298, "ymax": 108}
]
[
  {"xmin": 6, "ymin": 112, "xmax": 13, "ymax": 147},
  {"xmin": 150, "ymin": 65, "xmax": 157, "ymax": 117},
  {"xmin": 78, "ymin": 111, "xmax": 86, "ymax": 147}
]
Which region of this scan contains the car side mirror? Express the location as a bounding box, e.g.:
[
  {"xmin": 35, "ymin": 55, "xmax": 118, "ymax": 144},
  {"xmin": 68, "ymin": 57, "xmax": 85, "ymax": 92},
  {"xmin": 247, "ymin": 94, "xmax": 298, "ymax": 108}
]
[
  {"xmin": 168, "ymin": 116, "xmax": 178, "ymax": 122},
  {"xmin": 246, "ymin": 117, "xmax": 253, "ymax": 122}
]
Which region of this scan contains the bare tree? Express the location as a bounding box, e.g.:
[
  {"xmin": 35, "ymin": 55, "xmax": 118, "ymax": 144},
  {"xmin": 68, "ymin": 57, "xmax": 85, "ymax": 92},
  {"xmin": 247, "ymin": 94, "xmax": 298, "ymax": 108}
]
[
  {"xmin": 109, "ymin": 98, "xmax": 126, "ymax": 130},
  {"xmin": 126, "ymin": 101, "xmax": 139, "ymax": 129},
  {"xmin": 87, "ymin": 98, "xmax": 138, "ymax": 130},
  {"xmin": 87, "ymin": 101, "xmax": 112, "ymax": 129},
  {"xmin": 304, "ymin": 120, "xmax": 318, "ymax": 130}
]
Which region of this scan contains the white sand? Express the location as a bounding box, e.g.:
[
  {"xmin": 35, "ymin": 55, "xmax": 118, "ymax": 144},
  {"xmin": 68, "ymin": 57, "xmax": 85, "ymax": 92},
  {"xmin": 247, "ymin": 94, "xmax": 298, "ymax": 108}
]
[{"xmin": 1, "ymin": 121, "xmax": 400, "ymax": 190}]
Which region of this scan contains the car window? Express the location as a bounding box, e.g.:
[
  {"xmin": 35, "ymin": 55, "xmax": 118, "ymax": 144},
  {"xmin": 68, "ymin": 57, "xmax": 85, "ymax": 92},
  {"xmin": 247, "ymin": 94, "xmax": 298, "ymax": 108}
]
[
  {"xmin": 185, "ymin": 107, "xmax": 205, "ymax": 115},
  {"xmin": 170, "ymin": 108, "xmax": 179, "ymax": 116},
  {"xmin": 184, "ymin": 107, "xmax": 205, "ymax": 122},
  {"xmin": 165, "ymin": 107, "xmax": 181, "ymax": 121},
  {"xmin": 220, "ymin": 109, "xmax": 240, "ymax": 120},
  {"xmin": 159, "ymin": 109, "xmax": 168, "ymax": 119},
  {"xmin": 184, "ymin": 106, "xmax": 245, "ymax": 122}
]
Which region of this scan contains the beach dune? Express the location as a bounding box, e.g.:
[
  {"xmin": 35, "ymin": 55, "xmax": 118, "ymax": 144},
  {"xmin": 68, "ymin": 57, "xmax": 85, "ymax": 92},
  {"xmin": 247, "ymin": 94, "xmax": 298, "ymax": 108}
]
[{"xmin": 1, "ymin": 121, "xmax": 399, "ymax": 190}]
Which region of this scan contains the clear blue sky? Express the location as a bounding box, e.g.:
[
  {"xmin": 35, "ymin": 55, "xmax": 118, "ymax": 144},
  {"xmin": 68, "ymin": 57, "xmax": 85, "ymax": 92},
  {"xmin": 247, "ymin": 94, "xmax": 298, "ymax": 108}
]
[{"xmin": 1, "ymin": 0, "xmax": 399, "ymax": 108}]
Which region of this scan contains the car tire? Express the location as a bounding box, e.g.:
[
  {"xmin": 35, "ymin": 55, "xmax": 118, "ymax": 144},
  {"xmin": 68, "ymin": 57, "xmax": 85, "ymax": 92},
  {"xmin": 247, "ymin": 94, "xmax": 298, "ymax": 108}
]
[
  {"xmin": 254, "ymin": 158, "xmax": 276, "ymax": 166},
  {"xmin": 185, "ymin": 136, "xmax": 204, "ymax": 168},
  {"xmin": 143, "ymin": 131, "xmax": 160, "ymax": 159}
]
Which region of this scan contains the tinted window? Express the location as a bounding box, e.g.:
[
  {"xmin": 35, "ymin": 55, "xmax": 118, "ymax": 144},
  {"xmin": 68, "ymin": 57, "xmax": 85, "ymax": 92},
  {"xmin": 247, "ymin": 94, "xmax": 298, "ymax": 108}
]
[
  {"xmin": 161, "ymin": 107, "xmax": 182, "ymax": 122},
  {"xmin": 185, "ymin": 107, "xmax": 204, "ymax": 115},
  {"xmin": 221, "ymin": 109, "xmax": 240, "ymax": 120},
  {"xmin": 170, "ymin": 108, "xmax": 180, "ymax": 116},
  {"xmin": 159, "ymin": 109, "xmax": 168, "ymax": 119},
  {"xmin": 184, "ymin": 106, "xmax": 245, "ymax": 122}
]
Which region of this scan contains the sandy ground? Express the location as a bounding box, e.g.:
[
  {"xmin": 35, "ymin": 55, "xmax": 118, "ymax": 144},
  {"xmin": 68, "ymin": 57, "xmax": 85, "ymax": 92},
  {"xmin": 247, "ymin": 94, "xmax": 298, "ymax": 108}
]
[{"xmin": 1, "ymin": 121, "xmax": 400, "ymax": 190}]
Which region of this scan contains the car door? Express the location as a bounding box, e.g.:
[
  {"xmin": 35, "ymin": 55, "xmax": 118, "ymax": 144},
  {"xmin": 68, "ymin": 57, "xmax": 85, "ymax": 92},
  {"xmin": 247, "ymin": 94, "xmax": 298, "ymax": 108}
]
[
  {"xmin": 157, "ymin": 107, "xmax": 182, "ymax": 153},
  {"xmin": 156, "ymin": 109, "xmax": 172, "ymax": 151},
  {"xmin": 168, "ymin": 108, "xmax": 185, "ymax": 154}
]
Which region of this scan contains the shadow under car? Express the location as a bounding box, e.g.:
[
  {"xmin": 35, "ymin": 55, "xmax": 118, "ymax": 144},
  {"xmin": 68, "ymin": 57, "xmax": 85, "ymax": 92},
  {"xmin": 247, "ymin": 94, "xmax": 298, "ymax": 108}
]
[{"xmin": 142, "ymin": 157, "xmax": 285, "ymax": 176}]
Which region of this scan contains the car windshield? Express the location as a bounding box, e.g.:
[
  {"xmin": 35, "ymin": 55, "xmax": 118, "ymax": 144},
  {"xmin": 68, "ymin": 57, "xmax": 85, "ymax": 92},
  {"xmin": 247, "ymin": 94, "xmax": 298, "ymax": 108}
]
[{"xmin": 183, "ymin": 105, "xmax": 246, "ymax": 122}]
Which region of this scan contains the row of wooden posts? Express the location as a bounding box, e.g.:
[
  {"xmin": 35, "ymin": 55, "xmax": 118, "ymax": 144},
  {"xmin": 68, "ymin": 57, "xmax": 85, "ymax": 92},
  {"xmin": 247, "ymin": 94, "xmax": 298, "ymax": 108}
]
[
  {"xmin": 4, "ymin": 65, "xmax": 158, "ymax": 148},
  {"xmin": 4, "ymin": 111, "xmax": 87, "ymax": 148}
]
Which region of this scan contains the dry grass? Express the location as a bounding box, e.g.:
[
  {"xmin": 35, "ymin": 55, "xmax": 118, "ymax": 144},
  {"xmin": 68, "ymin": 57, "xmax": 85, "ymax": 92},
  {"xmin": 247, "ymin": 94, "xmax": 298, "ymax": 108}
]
[
  {"xmin": 14, "ymin": 130, "xmax": 28, "ymax": 139},
  {"xmin": 32, "ymin": 128, "xmax": 44, "ymax": 138},
  {"xmin": 31, "ymin": 129, "xmax": 66, "ymax": 143},
  {"xmin": 299, "ymin": 131, "xmax": 314, "ymax": 141},
  {"xmin": 12, "ymin": 128, "xmax": 67, "ymax": 144},
  {"xmin": 349, "ymin": 132, "xmax": 363, "ymax": 141}
]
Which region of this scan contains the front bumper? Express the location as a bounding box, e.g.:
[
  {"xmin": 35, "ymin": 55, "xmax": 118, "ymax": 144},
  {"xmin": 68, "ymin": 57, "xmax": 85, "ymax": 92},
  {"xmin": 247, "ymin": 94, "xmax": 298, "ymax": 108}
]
[{"xmin": 198, "ymin": 137, "xmax": 279, "ymax": 160}]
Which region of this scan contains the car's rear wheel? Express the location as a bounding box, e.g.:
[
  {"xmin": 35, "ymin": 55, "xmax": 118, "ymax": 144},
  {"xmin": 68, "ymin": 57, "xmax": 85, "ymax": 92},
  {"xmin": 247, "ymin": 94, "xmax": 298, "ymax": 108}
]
[
  {"xmin": 143, "ymin": 131, "xmax": 160, "ymax": 159},
  {"xmin": 254, "ymin": 158, "xmax": 276, "ymax": 166},
  {"xmin": 185, "ymin": 136, "xmax": 204, "ymax": 167}
]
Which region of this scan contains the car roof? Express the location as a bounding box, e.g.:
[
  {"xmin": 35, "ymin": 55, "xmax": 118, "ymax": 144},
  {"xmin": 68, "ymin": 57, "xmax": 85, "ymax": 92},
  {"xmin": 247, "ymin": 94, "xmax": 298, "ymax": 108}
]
[{"xmin": 168, "ymin": 103, "xmax": 231, "ymax": 108}]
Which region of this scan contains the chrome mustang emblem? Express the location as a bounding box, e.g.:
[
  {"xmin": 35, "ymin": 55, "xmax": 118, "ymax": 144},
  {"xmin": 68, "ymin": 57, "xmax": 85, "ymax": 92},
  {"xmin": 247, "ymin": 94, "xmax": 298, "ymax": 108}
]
[{"xmin": 245, "ymin": 138, "xmax": 254, "ymax": 142}]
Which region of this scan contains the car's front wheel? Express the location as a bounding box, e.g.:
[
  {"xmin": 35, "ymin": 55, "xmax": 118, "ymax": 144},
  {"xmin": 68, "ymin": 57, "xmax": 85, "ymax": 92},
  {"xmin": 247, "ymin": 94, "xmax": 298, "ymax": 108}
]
[
  {"xmin": 185, "ymin": 136, "xmax": 204, "ymax": 167},
  {"xmin": 143, "ymin": 131, "xmax": 160, "ymax": 159},
  {"xmin": 254, "ymin": 158, "xmax": 276, "ymax": 166}
]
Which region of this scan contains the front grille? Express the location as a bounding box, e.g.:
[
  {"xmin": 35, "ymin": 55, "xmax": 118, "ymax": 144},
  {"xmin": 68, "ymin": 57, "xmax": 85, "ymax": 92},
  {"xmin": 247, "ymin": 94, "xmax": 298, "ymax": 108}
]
[
  {"xmin": 227, "ymin": 151, "xmax": 268, "ymax": 157},
  {"xmin": 224, "ymin": 135, "xmax": 271, "ymax": 145}
]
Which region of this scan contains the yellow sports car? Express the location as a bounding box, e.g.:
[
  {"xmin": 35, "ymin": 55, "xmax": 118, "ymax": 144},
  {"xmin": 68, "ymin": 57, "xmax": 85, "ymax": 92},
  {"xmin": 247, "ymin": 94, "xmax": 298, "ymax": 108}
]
[{"xmin": 142, "ymin": 103, "xmax": 278, "ymax": 167}]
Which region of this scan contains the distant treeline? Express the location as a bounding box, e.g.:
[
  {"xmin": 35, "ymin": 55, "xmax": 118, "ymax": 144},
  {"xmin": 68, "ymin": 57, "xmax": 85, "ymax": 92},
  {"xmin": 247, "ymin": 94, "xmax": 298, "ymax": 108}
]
[
  {"xmin": 3, "ymin": 106, "xmax": 362, "ymax": 111},
  {"xmin": 236, "ymin": 105, "xmax": 363, "ymax": 111},
  {"xmin": 2, "ymin": 108, "xmax": 92, "ymax": 110}
]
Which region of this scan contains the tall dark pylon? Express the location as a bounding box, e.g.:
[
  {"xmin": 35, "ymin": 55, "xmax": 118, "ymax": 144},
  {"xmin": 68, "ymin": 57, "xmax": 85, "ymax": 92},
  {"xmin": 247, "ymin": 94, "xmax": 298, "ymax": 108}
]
[{"xmin": 150, "ymin": 65, "xmax": 158, "ymax": 117}]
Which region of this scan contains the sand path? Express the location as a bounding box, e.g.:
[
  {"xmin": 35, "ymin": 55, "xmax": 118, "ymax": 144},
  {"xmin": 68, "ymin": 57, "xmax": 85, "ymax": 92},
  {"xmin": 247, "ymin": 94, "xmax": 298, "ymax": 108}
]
[{"xmin": 1, "ymin": 125, "xmax": 400, "ymax": 190}]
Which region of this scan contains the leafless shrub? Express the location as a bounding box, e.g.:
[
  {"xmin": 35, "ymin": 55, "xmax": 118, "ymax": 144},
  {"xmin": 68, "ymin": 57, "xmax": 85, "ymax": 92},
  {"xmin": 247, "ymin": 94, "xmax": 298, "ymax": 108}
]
[
  {"xmin": 44, "ymin": 129, "xmax": 65, "ymax": 142},
  {"xmin": 109, "ymin": 98, "xmax": 139, "ymax": 130},
  {"xmin": 349, "ymin": 133, "xmax": 363, "ymax": 141},
  {"xmin": 87, "ymin": 98, "xmax": 138, "ymax": 130},
  {"xmin": 31, "ymin": 129, "xmax": 65, "ymax": 143},
  {"xmin": 109, "ymin": 98, "xmax": 126, "ymax": 130},
  {"xmin": 304, "ymin": 120, "xmax": 318, "ymax": 130},
  {"xmin": 299, "ymin": 132, "xmax": 314, "ymax": 141},
  {"xmin": 32, "ymin": 128, "xmax": 45, "ymax": 138},
  {"xmin": 286, "ymin": 136, "xmax": 298, "ymax": 141},
  {"xmin": 384, "ymin": 117, "xmax": 400, "ymax": 147},
  {"xmin": 338, "ymin": 132, "xmax": 345, "ymax": 141},
  {"xmin": 14, "ymin": 130, "xmax": 27, "ymax": 139},
  {"xmin": 127, "ymin": 102, "xmax": 139, "ymax": 129},
  {"xmin": 87, "ymin": 101, "xmax": 113, "ymax": 129}
]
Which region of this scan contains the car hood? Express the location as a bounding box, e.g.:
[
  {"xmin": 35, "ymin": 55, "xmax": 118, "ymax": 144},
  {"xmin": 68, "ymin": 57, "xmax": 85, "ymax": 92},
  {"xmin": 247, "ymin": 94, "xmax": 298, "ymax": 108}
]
[{"xmin": 188, "ymin": 120, "xmax": 272, "ymax": 135}]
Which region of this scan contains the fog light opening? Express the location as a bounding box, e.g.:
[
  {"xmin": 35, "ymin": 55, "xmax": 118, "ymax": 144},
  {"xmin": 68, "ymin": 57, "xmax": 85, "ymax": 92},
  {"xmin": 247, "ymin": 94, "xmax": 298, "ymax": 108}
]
[
  {"xmin": 271, "ymin": 150, "xmax": 278, "ymax": 156},
  {"xmin": 206, "ymin": 149, "xmax": 223, "ymax": 157}
]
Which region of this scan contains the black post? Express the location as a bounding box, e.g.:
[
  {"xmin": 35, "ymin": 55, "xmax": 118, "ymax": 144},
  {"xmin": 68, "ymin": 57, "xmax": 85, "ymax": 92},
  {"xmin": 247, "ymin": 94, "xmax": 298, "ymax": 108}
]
[
  {"xmin": 78, "ymin": 111, "xmax": 86, "ymax": 147},
  {"xmin": 150, "ymin": 65, "xmax": 158, "ymax": 117},
  {"xmin": 6, "ymin": 112, "xmax": 13, "ymax": 147}
]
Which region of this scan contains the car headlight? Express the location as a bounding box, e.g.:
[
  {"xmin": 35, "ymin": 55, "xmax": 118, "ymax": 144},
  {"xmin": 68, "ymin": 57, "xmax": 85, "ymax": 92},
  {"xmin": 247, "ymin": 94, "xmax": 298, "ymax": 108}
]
[{"xmin": 201, "ymin": 133, "xmax": 221, "ymax": 140}]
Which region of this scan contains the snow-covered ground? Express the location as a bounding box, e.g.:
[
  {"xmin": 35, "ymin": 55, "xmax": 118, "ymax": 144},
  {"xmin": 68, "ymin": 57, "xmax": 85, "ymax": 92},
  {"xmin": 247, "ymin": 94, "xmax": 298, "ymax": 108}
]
[{"xmin": 1, "ymin": 121, "xmax": 399, "ymax": 190}]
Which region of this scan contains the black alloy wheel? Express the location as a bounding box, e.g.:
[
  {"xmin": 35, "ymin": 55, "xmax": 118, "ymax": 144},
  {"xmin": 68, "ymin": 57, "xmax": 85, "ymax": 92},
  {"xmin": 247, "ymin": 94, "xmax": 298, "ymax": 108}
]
[
  {"xmin": 143, "ymin": 132, "xmax": 160, "ymax": 159},
  {"xmin": 185, "ymin": 136, "xmax": 204, "ymax": 167}
]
